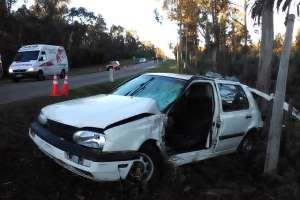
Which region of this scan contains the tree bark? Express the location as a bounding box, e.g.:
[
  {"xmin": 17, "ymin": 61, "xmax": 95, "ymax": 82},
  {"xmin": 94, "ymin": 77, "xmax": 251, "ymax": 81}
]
[
  {"xmin": 256, "ymin": 2, "xmax": 274, "ymax": 95},
  {"xmin": 211, "ymin": 0, "xmax": 219, "ymax": 72},
  {"xmin": 0, "ymin": 0, "xmax": 8, "ymax": 17},
  {"xmin": 264, "ymin": 14, "xmax": 295, "ymax": 174}
]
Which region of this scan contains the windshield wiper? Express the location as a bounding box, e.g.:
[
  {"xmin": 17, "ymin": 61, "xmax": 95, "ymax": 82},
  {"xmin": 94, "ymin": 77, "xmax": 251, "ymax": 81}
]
[{"xmin": 125, "ymin": 77, "xmax": 155, "ymax": 96}]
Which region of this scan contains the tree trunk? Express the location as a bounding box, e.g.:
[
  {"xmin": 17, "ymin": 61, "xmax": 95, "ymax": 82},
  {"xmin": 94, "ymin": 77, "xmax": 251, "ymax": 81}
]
[
  {"xmin": 244, "ymin": 0, "xmax": 248, "ymax": 48},
  {"xmin": 0, "ymin": 0, "xmax": 8, "ymax": 17},
  {"xmin": 211, "ymin": 0, "xmax": 219, "ymax": 72},
  {"xmin": 211, "ymin": 47, "xmax": 217, "ymax": 72},
  {"xmin": 256, "ymin": 2, "xmax": 274, "ymax": 95},
  {"xmin": 264, "ymin": 14, "xmax": 295, "ymax": 174}
]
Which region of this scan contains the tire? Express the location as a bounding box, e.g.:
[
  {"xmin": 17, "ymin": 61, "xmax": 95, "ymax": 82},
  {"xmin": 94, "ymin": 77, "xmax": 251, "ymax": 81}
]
[
  {"xmin": 238, "ymin": 132, "xmax": 257, "ymax": 161},
  {"xmin": 59, "ymin": 69, "xmax": 66, "ymax": 79},
  {"xmin": 37, "ymin": 70, "xmax": 44, "ymax": 81},
  {"xmin": 12, "ymin": 77, "xmax": 20, "ymax": 82},
  {"xmin": 127, "ymin": 144, "xmax": 162, "ymax": 184}
]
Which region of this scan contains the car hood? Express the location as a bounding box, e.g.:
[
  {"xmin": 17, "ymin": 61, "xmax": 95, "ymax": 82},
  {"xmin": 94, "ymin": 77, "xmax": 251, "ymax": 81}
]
[
  {"xmin": 10, "ymin": 61, "xmax": 34, "ymax": 69},
  {"xmin": 41, "ymin": 94, "xmax": 160, "ymax": 129}
]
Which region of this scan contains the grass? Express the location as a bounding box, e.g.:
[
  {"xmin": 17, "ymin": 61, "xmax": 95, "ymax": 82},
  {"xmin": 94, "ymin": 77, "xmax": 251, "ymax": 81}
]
[
  {"xmin": 1, "ymin": 60, "xmax": 300, "ymax": 200},
  {"xmin": 148, "ymin": 60, "xmax": 178, "ymax": 73}
]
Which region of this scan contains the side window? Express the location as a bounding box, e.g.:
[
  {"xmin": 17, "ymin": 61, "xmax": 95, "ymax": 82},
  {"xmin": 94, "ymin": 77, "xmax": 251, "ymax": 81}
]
[
  {"xmin": 39, "ymin": 51, "xmax": 47, "ymax": 61},
  {"xmin": 218, "ymin": 84, "xmax": 249, "ymax": 112}
]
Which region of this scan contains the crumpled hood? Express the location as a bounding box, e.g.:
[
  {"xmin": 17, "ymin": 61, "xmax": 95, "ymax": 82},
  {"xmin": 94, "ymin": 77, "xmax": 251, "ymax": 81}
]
[{"xmin": 41, "ymin": 94, "xmax": 160, "ymax": 129}]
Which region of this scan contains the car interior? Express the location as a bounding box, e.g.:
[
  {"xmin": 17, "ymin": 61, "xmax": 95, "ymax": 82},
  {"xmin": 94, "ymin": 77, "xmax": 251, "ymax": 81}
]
[{"xmin": 166, "ymin": 82, "xmax": 215, "ymax": 153}]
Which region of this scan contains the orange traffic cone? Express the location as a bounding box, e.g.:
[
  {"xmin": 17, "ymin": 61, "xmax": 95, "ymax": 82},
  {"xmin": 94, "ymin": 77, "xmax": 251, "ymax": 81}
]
[
  {"xmin": 50, "ymin": 75, "xmax": 61, "ymax": 96},
  {"xmin": 61, "ymin": 75, "xmax": 69, "ymax": 96}
]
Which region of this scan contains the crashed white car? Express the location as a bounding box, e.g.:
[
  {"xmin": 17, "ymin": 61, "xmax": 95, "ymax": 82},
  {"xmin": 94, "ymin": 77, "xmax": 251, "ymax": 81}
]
[{"xmin": 29, "ymin": 73, "xmax": 263, "ymax": 182}]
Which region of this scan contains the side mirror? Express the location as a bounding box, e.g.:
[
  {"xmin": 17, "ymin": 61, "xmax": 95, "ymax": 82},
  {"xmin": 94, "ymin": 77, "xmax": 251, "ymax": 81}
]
[{"xmin": 39, "ymin": 57, "xmax": 44, "ymax": 62}]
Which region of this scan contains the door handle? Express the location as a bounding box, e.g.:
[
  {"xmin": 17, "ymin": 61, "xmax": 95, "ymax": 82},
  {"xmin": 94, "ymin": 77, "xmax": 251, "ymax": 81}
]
[{"xmin": 245, "ymin": 114, "xmax": 252, "ymax": 119}]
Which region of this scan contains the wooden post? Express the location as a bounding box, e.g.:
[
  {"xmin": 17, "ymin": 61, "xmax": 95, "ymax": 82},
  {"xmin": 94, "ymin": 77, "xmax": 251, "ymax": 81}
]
[{"xmin": 264, "ymin": 14, "xmax": 295, "ymax": 174}]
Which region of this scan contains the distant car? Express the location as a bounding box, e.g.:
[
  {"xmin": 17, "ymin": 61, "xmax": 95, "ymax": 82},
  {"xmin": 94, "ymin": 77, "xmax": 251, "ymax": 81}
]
[
  {"xmin": 138, "ymin": 58, "xmax": 147, "ymax": 63},
  {"xmin": 105, "ymin": 61, "xmax": 120, "ymax": 71},
  {"xmin": 8, "ymin": 44, "xmax": 69, "ymax": 82},
  {"xmin": 29, "ymin": 73, "xmax": 263, "ymax": 183}
]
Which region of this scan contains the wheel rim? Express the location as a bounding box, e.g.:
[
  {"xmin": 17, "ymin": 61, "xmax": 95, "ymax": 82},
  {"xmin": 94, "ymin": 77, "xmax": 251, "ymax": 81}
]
[
  {"xmin": 128, "ymin": 153, "xmax": 154, "ymax": 183},
  {"xmin": 242, "ymin": 137, "xmax": 253, "ymax": 154},
  {"xmin": 61, "ymin": 70, "xmax": 65, "ymax": 78}
]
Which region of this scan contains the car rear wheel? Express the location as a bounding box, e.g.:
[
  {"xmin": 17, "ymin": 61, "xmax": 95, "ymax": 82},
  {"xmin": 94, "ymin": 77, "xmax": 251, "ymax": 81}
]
[
  {"xmin": 60, "ymin": 69, "xmax": 66, "ymax": 79},
  {"xmin": 238, "ymin": 132, "xmax": 257, "ymax": 160}
]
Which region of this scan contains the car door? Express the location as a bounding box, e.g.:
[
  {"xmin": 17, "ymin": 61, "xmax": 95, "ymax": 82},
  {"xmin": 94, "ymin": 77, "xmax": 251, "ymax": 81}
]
[
  {"xmin": 214, "ymin": 83, "xmax": 252, "ymax": 152},
  {"xmin": 168, "ymin": 80, "xmax": 220, "ymax": 166},
  {"xmin": 38, "ymin": 50, "xmax": 51, "ymax": 75}
]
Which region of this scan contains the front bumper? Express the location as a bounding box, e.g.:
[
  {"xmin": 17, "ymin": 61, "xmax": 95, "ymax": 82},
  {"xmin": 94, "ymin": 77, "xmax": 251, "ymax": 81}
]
[
  {"xmin": 29, "ymin": 122, "xmax": 138, "ymax": 181},
  {"xmin": 10, "ymin": 71, "xmax": 38, "ymax": 78}
]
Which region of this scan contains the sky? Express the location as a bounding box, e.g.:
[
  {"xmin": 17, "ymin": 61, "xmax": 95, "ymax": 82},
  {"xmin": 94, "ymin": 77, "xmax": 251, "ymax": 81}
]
[{"xmin": 14, "ymin": 0, "xmax": 300, "ymax": 58}]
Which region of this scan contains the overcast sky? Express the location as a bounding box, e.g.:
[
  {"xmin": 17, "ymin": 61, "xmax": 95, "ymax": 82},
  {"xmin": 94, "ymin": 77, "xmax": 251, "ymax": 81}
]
[{"xmin": 14, "ymin": 0, "xmax": 300, "ymax": 58}]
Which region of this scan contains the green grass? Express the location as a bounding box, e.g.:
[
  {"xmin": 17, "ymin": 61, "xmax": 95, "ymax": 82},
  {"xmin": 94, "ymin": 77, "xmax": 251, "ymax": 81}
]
[{"xmin": 149, "ymin": 60, "xmax": 178, "ymax": 73}]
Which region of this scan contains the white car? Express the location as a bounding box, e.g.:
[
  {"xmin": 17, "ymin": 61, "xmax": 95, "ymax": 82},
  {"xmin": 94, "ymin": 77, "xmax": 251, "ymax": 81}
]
[
  {"xmin": 105, "ymin": 61, "xmax": 120, "ymax": 71},
  {"xmin": 8, "ymin": 44, "xmax": 68, "ymax": 82},
  {"xmin": 29, "ymin": 73, "xmax": 263, "ymax": 183},
  {"xmin": 138, "ymin": 58, "xmax": 147, "ymax": 63}
]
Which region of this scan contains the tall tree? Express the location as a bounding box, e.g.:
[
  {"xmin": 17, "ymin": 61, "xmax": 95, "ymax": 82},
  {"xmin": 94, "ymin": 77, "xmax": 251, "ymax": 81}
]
[
  {"xmin": 252, "ymin": 0, "xmax": 275, "ymax": 95},
  {"xmin": 33, "ymin": 0, "xmax": 69, "ymax": 19},
  {"xmin": 0, "ymin": 0, "xmax": 8, "ymax": 16},
  {"xmin": 6, "ymin": 0, "xmax": 17, "ymax": 14}
]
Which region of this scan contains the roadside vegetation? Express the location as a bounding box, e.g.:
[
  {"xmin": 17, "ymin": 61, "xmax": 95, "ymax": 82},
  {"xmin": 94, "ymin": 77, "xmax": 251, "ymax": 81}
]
[
  {"xmin": 0, "ymin": 1, "xmax": 163, "ymax": 77},
  {"xmin": 1, "ymin": 61, "xmax": 300, "ymax": 200}
]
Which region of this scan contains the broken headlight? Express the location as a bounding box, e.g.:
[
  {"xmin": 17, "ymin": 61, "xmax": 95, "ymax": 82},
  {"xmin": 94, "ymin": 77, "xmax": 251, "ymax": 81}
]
[{"xmin": 73, "ymin": 131, "xmax": 105, "ymax": 149}]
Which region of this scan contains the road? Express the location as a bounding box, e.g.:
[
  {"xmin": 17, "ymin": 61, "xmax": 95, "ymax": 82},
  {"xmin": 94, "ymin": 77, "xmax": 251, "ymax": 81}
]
[{"xmin": 0, "ymin": 61, "xmax": 157, "ymax": 105}]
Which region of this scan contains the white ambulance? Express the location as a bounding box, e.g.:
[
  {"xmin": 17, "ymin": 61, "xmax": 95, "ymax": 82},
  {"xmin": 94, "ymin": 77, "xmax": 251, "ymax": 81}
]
[{"xmin": 8, "ymin": 44, "xmax": 69, "ymax": 82}]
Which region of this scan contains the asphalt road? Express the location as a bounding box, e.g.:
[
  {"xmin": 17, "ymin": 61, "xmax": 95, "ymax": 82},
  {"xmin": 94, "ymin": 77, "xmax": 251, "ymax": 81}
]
[{"xmin": 0, "ymin": 61, "xmax": 157, "ymax": 105}]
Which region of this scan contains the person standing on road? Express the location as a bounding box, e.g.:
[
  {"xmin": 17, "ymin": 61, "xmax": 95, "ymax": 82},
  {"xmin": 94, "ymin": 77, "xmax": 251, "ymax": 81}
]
[{"xmin": 0, "ymin": 53, "xmax": 3, "ymax": 79}]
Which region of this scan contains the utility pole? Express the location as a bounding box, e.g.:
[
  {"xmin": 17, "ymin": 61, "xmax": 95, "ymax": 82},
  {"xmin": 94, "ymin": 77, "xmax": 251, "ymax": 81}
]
[{"xmin": 264, "ymin": 14, "xmax": 295, "ymax": 174}]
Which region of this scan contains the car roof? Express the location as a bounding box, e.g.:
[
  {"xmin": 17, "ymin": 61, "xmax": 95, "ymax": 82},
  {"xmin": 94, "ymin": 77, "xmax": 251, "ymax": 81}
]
[
  {"xmin": 145, "ymin": 73, "xmax": 194, "ymax": 80},
  {"xmin": 145, "ymin": 73, "xmax": 242, "ymax": 85}
]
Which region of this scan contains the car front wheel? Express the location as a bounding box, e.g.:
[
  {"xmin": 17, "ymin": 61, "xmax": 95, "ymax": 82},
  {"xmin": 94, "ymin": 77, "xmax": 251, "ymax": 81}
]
[
  {"xmin": 37, "ymin": 70, "xmax": 44, "ymax": 81},
  {"xmin": 127, "ymin": 144, "xmax": 161, "ymax": 184},
  {"xmin": 12, "ymin": 77, "xmax": 20, "ymax": 82}
]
